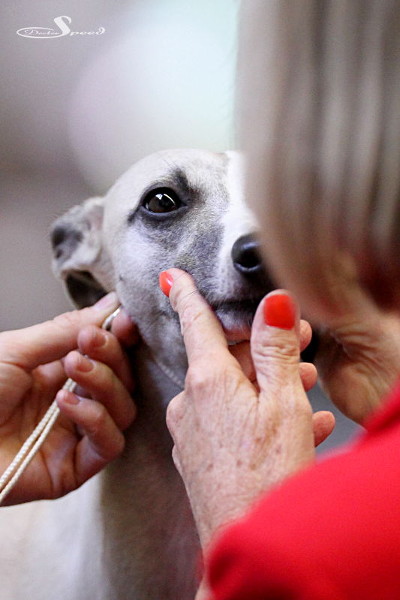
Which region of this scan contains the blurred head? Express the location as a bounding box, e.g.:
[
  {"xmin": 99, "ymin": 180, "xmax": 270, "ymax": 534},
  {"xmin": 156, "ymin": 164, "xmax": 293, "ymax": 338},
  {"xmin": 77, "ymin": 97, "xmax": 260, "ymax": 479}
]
[{"xmin": 238, "ymin": 0, "xmax": 400, "ymax": 324}]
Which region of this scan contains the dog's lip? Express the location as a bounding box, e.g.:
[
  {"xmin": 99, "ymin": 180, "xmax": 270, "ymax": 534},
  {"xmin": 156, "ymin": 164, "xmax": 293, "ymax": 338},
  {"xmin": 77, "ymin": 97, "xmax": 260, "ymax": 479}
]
[
  {"xmin": 209, "ymin": 297, "xmax": 264, "ymax": 312},
  {"xmin": 220, "ymin": 322, "xmax": 251, "ymax": 344},
  {"xmin": 210, "ymin": 297, "xmax": 264, "ymax": 343}
]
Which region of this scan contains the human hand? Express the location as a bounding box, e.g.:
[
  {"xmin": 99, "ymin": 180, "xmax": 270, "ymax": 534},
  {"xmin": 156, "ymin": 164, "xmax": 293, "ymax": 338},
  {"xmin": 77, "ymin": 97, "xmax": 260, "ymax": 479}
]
[
  {"xmin": 315, "ymin": 285, "xmax": 400, "ymax": 424},
  {"xmin": 163, "ymin": 269, "xmax": 334, "ymax": 548},
  {"xmin": 0, "ymin": 293, "xmax": 137, "ymax": 505}
]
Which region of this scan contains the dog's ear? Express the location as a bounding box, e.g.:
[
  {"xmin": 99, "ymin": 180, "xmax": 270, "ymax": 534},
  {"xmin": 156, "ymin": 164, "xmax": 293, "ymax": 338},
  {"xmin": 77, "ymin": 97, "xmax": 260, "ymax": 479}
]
[{"xmin": 51, "ymin": 197, "xmax": 108, "ymax": 308}]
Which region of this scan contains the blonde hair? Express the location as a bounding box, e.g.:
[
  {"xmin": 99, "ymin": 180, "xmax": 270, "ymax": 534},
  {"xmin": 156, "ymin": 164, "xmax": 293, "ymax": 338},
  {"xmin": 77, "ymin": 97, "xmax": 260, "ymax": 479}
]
[{"xmin": 237, "ymin": 0, "xmax": 400, "ymax": 323}]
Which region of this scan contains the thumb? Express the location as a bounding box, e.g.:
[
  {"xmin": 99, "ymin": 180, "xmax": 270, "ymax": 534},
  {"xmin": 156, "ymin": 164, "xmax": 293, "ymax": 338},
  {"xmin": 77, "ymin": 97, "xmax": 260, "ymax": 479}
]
[
  {"xmin": 251, "ymin": 291, "xmax": 305, "ymax": 399},
  {"xmin": 0, "ymin": 292, "xmax": 120, "ymax": 370},
  {"xmin": 251, "ymin": 291, "xmax": 315, "ymax": 470}
]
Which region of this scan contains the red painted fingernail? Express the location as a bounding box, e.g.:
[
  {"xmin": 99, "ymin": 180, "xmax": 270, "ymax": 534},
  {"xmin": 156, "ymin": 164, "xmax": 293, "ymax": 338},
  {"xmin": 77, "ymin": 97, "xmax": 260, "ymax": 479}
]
[
  {"xmin": 159, "ymin": 271, "xmax": 174, "ymax": 297},
  {"xmin": 263, "ymin": 294, "xmax": 296, "ymax": 330}
]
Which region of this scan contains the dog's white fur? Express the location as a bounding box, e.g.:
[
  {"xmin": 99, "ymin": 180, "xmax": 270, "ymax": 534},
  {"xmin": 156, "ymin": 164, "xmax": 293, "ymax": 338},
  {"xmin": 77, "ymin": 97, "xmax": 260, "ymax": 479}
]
[{"xmin": 0, "ymin": 150, "xmax": 271, "ymax": 600}]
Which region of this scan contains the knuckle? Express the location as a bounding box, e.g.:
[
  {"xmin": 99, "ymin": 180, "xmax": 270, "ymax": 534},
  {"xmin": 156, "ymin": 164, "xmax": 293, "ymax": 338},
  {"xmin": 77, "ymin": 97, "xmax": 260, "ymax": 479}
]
[
  {"xmin": 98, "ymin": 430, "xmax": 125, "ymax": 463},
  {"xmin": 0, "ymin": 330, "xmax": 28, "ymax": 363},
  {"xmin": 89, "ymin": 404, "xmax": 109, "ymax": 434},
  {"xmin": 166, "ymin": 393, "xmax": 184, "ymax": 426},
  {"xmin": 178, "ymin": 296, "xmax": 204, "ymax": 333},
  {"xmin": 185, "ymin": 358, "xmax": 238, "ymax": 396},
  {"xmin": 185, "ymin": 362, "xmax": 213, "ymax": 394},
  {"xmin": 64, "ymin": 349, "xmax": 81, "ymax": 372},
  {"xmin": 252, "ymin": 334, "xmax": 300, "ymax": 365},
  {"xmin": 299, "ymin": 320, "xmax": 312, "ymax": 347},
  {"xmin": 53, "ymin": 310, "xmax": 81, "ymax": 331},
  {"xmin": 0, "ymin": 331, "xmax": 13, "ymax": 353},
  {"xmin": 171, "ymin": 446, "xmax": 183, "ymax": 475},
  {"xmin": 79, "ymin": 324, "xmax": 104, "ymax": 348},
  {"xmin": 122, "ymin": 399, "xmax": 137, "ymax": 429},
  {"xmin": 111, "ymin": 432, "xmax": 125, "ymax": 457},
  {"xmin": 165, "ymin": 404, "xmax": 176, "ymax": 432}
]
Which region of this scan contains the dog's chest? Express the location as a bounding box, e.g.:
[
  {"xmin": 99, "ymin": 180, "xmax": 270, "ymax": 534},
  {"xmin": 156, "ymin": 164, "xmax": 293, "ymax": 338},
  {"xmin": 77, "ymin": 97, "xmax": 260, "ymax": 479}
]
[{"xmin": 96, "ymin": 347, "xmax": 200, "ymax": 600}]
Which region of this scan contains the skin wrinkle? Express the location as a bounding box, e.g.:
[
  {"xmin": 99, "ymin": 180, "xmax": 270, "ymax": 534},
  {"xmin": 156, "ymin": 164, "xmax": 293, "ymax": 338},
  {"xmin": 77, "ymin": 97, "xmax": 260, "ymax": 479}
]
[
  {"xmin": 237, "ymin": 407, "xmax": 263, "ymax": 468},
  {"xmin": 215, "ymin": 377, "xmax": 271, "ymax": 474},
  {"xmin": 167, "ymin": 270, "xmax": 316, "ymax": 547}
]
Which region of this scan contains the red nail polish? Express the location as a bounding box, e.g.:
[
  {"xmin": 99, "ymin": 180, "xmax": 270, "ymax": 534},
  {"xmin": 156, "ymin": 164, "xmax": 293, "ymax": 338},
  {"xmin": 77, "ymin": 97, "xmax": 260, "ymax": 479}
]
[
  {"xmin": 263, "ymin": 294, "xmax": 296, "ymax": 330},
  {"xmin": 159, "ymin": 271, "xmax": 174, "ymax": 297}
]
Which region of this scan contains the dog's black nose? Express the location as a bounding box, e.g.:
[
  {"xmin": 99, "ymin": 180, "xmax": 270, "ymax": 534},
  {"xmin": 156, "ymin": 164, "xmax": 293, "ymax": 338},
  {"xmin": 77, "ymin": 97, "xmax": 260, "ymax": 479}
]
[{"xmin": 231, "ymin": 234, "xmax": 264, "ymax": 276}]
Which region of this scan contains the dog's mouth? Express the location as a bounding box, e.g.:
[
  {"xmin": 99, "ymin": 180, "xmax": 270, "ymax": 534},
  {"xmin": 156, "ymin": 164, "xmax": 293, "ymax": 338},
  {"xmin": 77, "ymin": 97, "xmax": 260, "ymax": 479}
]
[{"xmin": 211, "ymin": 298, "xmax": 263, "ymax": 343}]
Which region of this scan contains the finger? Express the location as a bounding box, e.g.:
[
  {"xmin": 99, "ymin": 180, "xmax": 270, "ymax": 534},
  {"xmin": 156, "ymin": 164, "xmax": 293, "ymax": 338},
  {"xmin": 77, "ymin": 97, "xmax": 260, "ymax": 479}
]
[
  {"xmin": 0, "ymin": 359, "xmax": 68, "ymax": 423},
  {"xmin": 171, "ymin": 445, "xmax": 183, "ymax": 476},
  {"xmin": 251, "ymin": 290, "xmax": 304, "ymax": 394},
  {"xmin": 230, "ymin": 341, "xmax": 318, "ymax": 392},
  {"xmin": 299, "ymin": 320, "xmax": 313, "ymax": 353},
  {"xmin": 110, "ymin": 308, "xmax": 139, "ymax": 347},
  {"xmin": 299, "ymin": 362, "xmax": 318, "ymax": 392},
  {"xmin": 56, "ymin": 390, "xmax": 126, "ymax": 483},
  {"xmin": 34, "ymin": 359, "xmax": 67, "ymax": 391},
  {"xmin": 0, "ymin": 292, "xmax": 120, "ymax": 370},
  {"xmin": 165, "ymin": 269, "xmax": 231, "ymax": 365},
  {"xmin": 229, "ymin": 342, "xmax": 255, "ymax": 381},
  {"xmin": 312, "ymin": 411, "xmax": 336, "ymax": 447},
  {"xmin": 165, "ymin": 392, "xmax": 187, "ymax": 450},
  {"xmin": 77, "ymin": 326, "xmax": 134, "ymax": 392},
  {"xmin": 63, "ymin": 351, "xmax": 136, "ymax": 430}
]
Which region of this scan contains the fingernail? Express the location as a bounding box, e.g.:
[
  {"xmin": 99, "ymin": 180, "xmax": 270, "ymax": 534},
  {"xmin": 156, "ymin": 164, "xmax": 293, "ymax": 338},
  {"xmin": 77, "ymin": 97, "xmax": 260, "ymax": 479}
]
[
  {"xmin": 94, "ymin": 291, "xmax": 118, "ymax": 311},
  {"xmin": 57, "ymin": 390, "xmax": 80, "ymax": 406},
  {"xmin": 159, "ymin": 271, "xmax": 174, "ymax": 297},
  {"xmin": 92, "ymin": 330, "xmax": 107, "ymax": 348},
  {"xmin": 77, "ymin": 355, "xmax": 95, "ymax": 372},
  {"xmin": 263, "ymin": 293, "xmax": 296, "ymax": 330}
]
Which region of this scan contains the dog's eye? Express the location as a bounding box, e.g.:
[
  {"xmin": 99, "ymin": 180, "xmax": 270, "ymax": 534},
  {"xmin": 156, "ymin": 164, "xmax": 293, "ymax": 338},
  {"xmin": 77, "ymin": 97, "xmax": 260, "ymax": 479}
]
[{"xmin": 142, "ymin": 189, "xmax": 182, "ymax": 214}]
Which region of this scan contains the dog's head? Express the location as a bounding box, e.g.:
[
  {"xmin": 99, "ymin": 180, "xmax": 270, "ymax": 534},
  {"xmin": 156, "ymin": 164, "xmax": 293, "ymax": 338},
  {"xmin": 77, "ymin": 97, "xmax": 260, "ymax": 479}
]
[{"xmin": 51, "ymin": 149, "xmax": 275, "ymax": 369}]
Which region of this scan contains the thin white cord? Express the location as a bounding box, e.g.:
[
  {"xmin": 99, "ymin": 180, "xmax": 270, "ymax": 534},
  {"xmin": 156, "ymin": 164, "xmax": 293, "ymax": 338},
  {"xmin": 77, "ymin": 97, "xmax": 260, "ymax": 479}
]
[
  {"xmin": 0, "ymin": 305, "xmax": 121, "ymax": 505},
  {"xmin": 0, "ymin": 402, "xmax": 59, "ymax": 491},
  {"xmin": 0, "ymin": 404, "xmax": 60, "ymax": 504}
]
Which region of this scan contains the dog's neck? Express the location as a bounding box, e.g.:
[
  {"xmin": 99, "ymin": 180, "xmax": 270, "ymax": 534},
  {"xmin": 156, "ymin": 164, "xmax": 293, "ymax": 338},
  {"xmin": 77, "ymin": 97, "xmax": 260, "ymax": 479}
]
[
  {"xmin": 132, "ymin": 314, "xmax": 188, "ymax": 394},
  {"xmin": 148, "ymin": 348, "xmax": 185, "ymax": 390},
  {"xmin": 99, "ymin": 341, "xmax": 200, "ymax": 600},
  {"xmin": 131, "ymin": 340, "xmax": 184, "ymax": 412}
]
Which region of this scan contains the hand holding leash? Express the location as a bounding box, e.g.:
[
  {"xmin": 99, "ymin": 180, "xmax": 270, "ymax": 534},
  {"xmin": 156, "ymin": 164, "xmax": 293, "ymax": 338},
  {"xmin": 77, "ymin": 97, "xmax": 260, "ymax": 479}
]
[{"xmin": 0, "ymin": 293, "xmax": 137, "ymax": 505}]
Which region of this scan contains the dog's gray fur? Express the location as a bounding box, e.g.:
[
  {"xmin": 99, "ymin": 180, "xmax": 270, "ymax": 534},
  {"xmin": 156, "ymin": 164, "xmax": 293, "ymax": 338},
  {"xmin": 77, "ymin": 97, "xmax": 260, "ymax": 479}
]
[{"xmin": 0, "ymin": 149, "xmax": 272, "ymax": 600}]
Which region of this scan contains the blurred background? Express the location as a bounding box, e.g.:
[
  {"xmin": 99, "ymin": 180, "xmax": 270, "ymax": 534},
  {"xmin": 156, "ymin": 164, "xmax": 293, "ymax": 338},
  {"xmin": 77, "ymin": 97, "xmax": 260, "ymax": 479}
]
[{"xmin": 0, "ymin": 0, "xmax": 358, "ymax": 450}]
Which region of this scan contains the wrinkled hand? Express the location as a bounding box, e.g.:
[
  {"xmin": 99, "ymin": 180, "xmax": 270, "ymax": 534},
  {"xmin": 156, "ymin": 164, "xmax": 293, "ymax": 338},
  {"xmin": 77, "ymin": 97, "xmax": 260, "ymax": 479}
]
[
  {"xmin": 315, "ymin": 285, "xmax": 400, "ymax": 424},
  {"xmin": 0, "ymin": 293, "xmax": 137, "ymax": 505},
  {"xmin": 164, "ymin": 270, "xmax": 334, "ymax": 548}
]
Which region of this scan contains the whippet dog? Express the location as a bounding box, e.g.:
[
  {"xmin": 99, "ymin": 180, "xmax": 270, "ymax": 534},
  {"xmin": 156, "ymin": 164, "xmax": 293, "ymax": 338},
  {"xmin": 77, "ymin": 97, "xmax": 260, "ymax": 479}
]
[{"xmin": 0, "ymin": 149, "xmax": 275, "ymax": 600}]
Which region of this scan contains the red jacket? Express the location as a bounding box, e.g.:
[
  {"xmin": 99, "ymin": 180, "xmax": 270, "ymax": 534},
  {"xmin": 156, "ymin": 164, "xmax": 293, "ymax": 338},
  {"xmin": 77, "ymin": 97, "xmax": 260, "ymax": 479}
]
[{"xmin": 206, "ymin": 383, "xmax": 400, "ymax": 599}]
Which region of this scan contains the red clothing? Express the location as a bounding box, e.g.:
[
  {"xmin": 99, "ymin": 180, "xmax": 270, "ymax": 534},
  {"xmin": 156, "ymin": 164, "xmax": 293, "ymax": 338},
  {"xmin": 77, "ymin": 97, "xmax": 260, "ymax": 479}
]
[{"xmin": 207, "ymin": 383, "xmax": 400, "ymax": 599}]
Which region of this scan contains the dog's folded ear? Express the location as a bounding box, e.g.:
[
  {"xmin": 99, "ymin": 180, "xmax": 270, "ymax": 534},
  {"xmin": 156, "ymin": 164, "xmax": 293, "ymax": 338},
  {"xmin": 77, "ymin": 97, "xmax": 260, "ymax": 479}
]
[{"xmin": 51, "ymin": 197, "xmax": 109, "ymax": 308}]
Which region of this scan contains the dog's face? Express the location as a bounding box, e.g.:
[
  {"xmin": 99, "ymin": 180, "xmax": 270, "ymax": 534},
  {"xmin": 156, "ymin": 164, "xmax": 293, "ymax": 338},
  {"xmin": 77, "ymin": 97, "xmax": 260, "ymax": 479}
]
[{"xmin": 51, "ymin": 149, "xmax": 274, "ymax": 370}]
